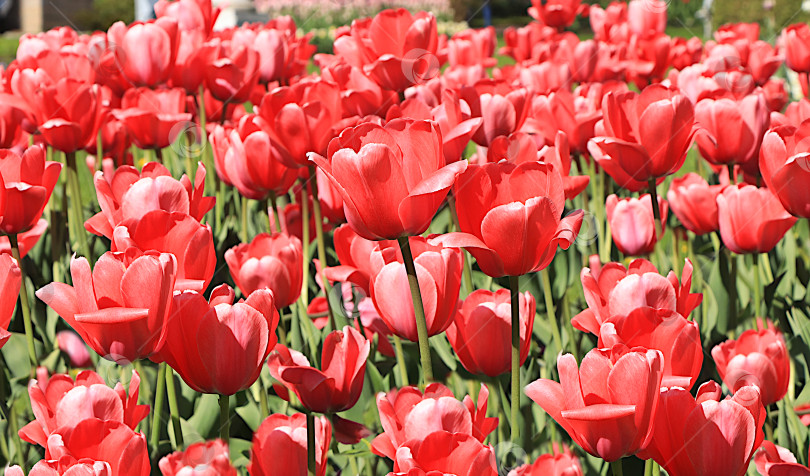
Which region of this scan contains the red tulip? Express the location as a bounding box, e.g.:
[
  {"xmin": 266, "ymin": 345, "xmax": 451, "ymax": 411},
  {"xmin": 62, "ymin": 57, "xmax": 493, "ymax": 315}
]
[
  {"xmin": 230, "ymin": 22, "xmax": 314, "ymax": 85},
  {"xmin": 248, "ymin": 413, "xmax": 331, "ymax": 476},
  {"xmin": 267, "ymin": 326, "xmax": 368, "ymax": 414},
  {"xmin": 712, "ymin": 321, "xmax": 790, "ymax": 406},
  {"xmin": 310, "ymin": 119, "xmax": 466, "ymax": 240},
  {"xmin": 606, "ymin": 193, "xmax": 668, "ymax": 256},
  {"xmin": 588, "ymin": 85, "xmax": 698, "ymax": 191},
  {"xmin": 0, "ymin": 146, "xmax": 58, "ymax": 234},
  {"xmin": 760, "ymin": 122, "xmax": 810, "ymax": 218},
  {"xmin": 754, "ymin": 441, "xmax": 810, "ymax": 476},
  {"xmin": 447, "ymin": 27, "xmax": 496, "ymax": 67},
  {"xmin": 667, "ymin": 173, "xmax": 725, "ymax": 235},
  {"xmin": 36, "ymin": 250, "xmax": 177, "ymax": 363},
  {"xmin": 111, "ymin": 210, "xmax": 216, "ymax": 292},
  {"xmin": 694, "ymin": 93, "xmax": 769, "ymax": 167},
  {"xmin": 0, "ymin": 219, "xmax": 47, "ymax": 258},
  {"xmin": 442, "ymin": 161, "xmax": 583, "ymax": 277},
  {"xmin": 716, "ymin": 184, "xmax": 797, "ymax": 254},
  {"xmin": 638, "ymin": 381, "xmax": 765, "ymax": 476},
  {"xmin": 114, "ymin": 87, "xmax": 192, "ymax": 151},
  {"xmin": 154, "ymin": 285, "xmax": 277, "ymax": 395},
  {"xmin": 307, "ymin": 292, "xmax": 396, "ymax": 358},
  {"xmin": 154, "ymin": 0, "xmax": 219, "ymax": 37},
  {"xmin": 599, "ymin": 308, "xmax": 702, "ymax": 389},
  {"xmin": 40, "ymin": 419, "xmax": 149, "ymax": 476},
  {"xmin": 0, "ymin": 253, "xmax": 20, "ymax": 350},
  {"xmin": 85, "ymin": 162, "xmax": 214, "ymax": 239},
  {"xmin": 508, "ymin": 444, "xmax": 584, "ymax": 476},
  {"xmin": 524, "ymin": 89, "xmax": 602, "ymax": 157},
  {"xmin": 528, "ymin": 0, "xmax": 582, "ymax": 29},
  {"xmin": 447, "ymin": 288, "xmax": 536, "ymax": 377},
  {"xmin": 389, "ymin": 431, "xmax": 498, "ymax": 476},
  {"xmin": 19, "ymin": 369, "xmax": 149, "ymax": 448},
  {"xmin": 29, "ymin": 79, "xmax": 103, "ymax": 153},
  {"xmin": 571, "ymin": 256, "xmax": 701, "ymax": 335},
  {"xmin": 463, "ymin": 86, "xmax": 531, "ymax": 147},
  {"xmin": 628, "ymin": 0, "xmax": 667, "ymax": 39},
  {"xmin": 160, "ymin": 440, "xmax": 235, "ymax": 476},
  {"xmin": 371, "ymin": 383, "xmax": 498, "ymax": 461},
  {"xmin": 257, "ymin": 78, "xmax": 341, "ymax": 168},
  {"xmin": 320, "ymin": 61, "xmax": 397, "ymax": 118},
  {"xmin": 332, "ymin": 8, "xmax": 439, "ymax": 92},
  {"xmin": 322, "ymin": 224, "xmax": 380, "ymax": 293},
  {"xmin": 107, "ymin": 18, "xmax": 179, "ymax": 87},
  {"xmin": 204, "ymin": 39, "xmax": 260, "ymax": 105},
  {"xmin": 525, "ymin": 347, "xmax": 664, "ymax": 462},
  {"xmin": 368, "ymin": 236, "xmax": 463, "ymax": 342},
  {"xmin": 56, "ymin": 330, "xmax": 92, "ymax": 368},
  {"xmin": 225, "ymin": 232, "xmax": 302, "ymax": 309},
  {"xmin": 209, "ymin": 116, "xmax": 296, "ymax": 200},
  {"xmin": 783, "ymin": 23, "xmax": 810, "ymax": 74}
]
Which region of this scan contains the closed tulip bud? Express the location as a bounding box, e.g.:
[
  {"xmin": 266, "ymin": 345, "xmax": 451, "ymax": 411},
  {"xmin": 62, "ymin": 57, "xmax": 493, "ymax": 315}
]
[
  {"xmin": 447, "ymin": 289, "xmax": 536, "ymax": 377},
  {"xmin": 225, "ymin": 232, "xmax": 303, "ymax": 309},
  {"xmin": 716, "ymin": 184, "xmax": 797, "ymax": 254},
  {"xmin": 508, "ymin": 444, "xmax": 584, "ymax": 476},
  {"xmin": 760, "ymin": 122, "xmax": 810, "ymax": 218},
  {"xmin": 248, "ymin": 413, "xmax": 331, "ymax": 476},
  {"xmin": 667, "ymin": 173, "xmax": 725, "ymax": 235},
  {"xmin": 0, "ymin": 146, "xmax": 61, "ymax": 234},
  {"xmin": 606, "ymin": 193, "xmax": 668, "ymax": 256}
]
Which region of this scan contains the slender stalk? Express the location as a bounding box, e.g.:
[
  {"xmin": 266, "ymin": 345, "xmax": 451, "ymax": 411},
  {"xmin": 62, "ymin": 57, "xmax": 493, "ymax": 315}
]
[
  {"xmin": 9, "ymin": 397, "xmax": 25, "ymax": 468},
  {"xmin": 268, "ymin": 191, "xmax": 282, "ymax": 233},
  {"xmin": 562, "ymin": 291, "xmax": 579, "ymax": 361},
  {"xmin": 728, "ymin": 249, "xmax": 738, "ymax": 337},
  {"xmin": 257, "ymin": 376, "xmax": 269, "ymax": 419},
  {"xmin": 447, "ymin": 194, "xmax": 474, "ymax": 297},
  {"xmin": 149, "ymin": 362, "xmax": 167, "ymax": 454},
  {"xmin": 648, "ymin": 178, "xmax": 663, "ymax": 242},
  {"xmin": 96, "ymin": 130, "xmax": 103, "ymax": 169},
  {"xmin": 307, "ymin": 167, "xmax": 339, "ymax": 330},
  {"xmin": 753, "ymin": 253, "xmax": 761, "ymax": 317},
  {"xmin": 197, "ymin": 85, "xmax": 215, "ymax": 196},
  {"xmin": 307, "ymin": 412, "xmax": 316, "ymax": 476},
  {"xmin": 65, "ymin": 152, "xmax": 90, "ymax": 259},
  {"xmin": 165, "ymin": 366, "xmax": 184, "ymax": 448},
  {"xmin": 612, "ymin": 459, "xmax": 624, "ymax": 476},
  {"xmin": 10, "ymin": 235, "xmax": 36, "ymax": 372},
  {"xmin": 397, "ymin": 236, "xmax": 434, "ymax": 384},
  {"xmin": 727, "ymin": 163, "xmax": 736, "ymax": 184},
  {"xmin": 240, "ymin": 195, "xmax": 249, "ymax": 243},
  {"xmin": 219, "ymin": 394, "xmax": 230, "ymax": 443},
  {"xmin": 508, "ymin": 275, "xmax": 521, "ymax": 443},
  {"xmin": 392, "ymin": 334, "xmax": 409, "ymax": 387},
  {"xmin": 540, "ymin": 268, "xmax": 563, "ymax": 353},
  {"xmin": 301, "ymin": 184, "xmax": 310, "ymax": 307}
]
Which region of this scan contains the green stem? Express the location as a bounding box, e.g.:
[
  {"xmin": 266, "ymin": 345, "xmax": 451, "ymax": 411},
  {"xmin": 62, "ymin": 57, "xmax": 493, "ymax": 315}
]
[
  {"xmin": 65, "ymin": 152, "xmax": 90, "ymax": 259},
  {"xmin": 447, "ymin": 194, "xmax": 474, "ymax": 297},
  {"xmin": 149, "ymin": 362, "xmax": 167, "ymax": 455},
  {"xmin": 10, "ymin": 235, "xmax": 36, "ymax": 372},
  {"xmin": 240, "ymin": 195, "xmax": 249, "ymax": 243},
  {"xmin": 197, "ymin": 85, "xmax": 215, "ymax": 195},
  {"xmin": 397, "ymin": 236, "xmax": 434, "ymax": 384},
  {"xmin": 648, "ymin": 178, "xmax": 663, "ymax": 242},
  {"xmin": 612, "ymin": 459, "xmax": 624, "ymax": 476},
  {"xmin": 727, "ymin": 163, "xmax": 736, "ymax": 184},
  {"xmin": 219, "ymin": 394, "xmax": 230, "ymax": 444},
  {"xmin": 540, "ymin": 268, "xmax": 563, "ymax": 353},
  {"xmin": 392, "ymin": 334, "xmax": 409, "ymax": 387},
  {"xmin": 269, "ymin": 191, "xmax": 282, "ymax": 233},
  {"xmin": 728, "ymin": 249, "xmax": 738, "ymax": 337},
  {"xmin": 9, "ymin": 397, "xmax": 25, "ymax": 469},
  {"xmin": 562, "ymin": 291, "xmax": 579, "ymax": 361},
  {"xmin": 258, "ymin": 376, "xmax": 269, "ymax": 419},
  {"xmin": 165, "ymin": 366, "xmax": 184, "ymax": 448},
  {"xmin": 508, "ymin": 275, "xmax": 521, "ymax": 443},
  {"xmin": 753, "ymin": 253, "xmax": 761, "ymax": 317},
  {"xmin": 307, "ymin": 167, "xmax": 339, "ymax": 331},
  {"xmin": 301, "ymin": 184, "xmax": 310, "ymax": 307},
  {"xmin": 307, "ymin": 412, "xmax": 316, "ymax": 476}
]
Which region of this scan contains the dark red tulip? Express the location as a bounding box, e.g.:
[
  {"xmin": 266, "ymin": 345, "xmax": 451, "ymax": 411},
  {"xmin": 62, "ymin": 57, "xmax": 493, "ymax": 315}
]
[
  {"xmin": 153, "ymin": 285, "xmax": 278, "ymax": 395},
  {"xmin": 528, "ymin": 0, "xmax": 583, "ymax": 30},
  {"xmin": 267, "ymin": 326, "xmax": 369, "ymax": 414},
  {"xmin": 525, "ymin": 347, "xmax": 664, "ymax": 462},
  {"xmin": 225, "ymin": 232, "xmax": 303, "ymax": 309},
  {"xmin": 716, "ymin": 184, "xmax": 797, "ymax": 254},
  {"xmin": 36, "ymin": 250, "xmax": 177, "ymax": 363},
  {"xmin": 447, "ymin": 288, "xmax": 535, "ymax": 378},
  {"xmin": 0, "ymin": 145, "xmax": 61, "ymax": 234},
  {"xmin": 638, "ymin": 382, "xmax": 765, "ymax": 476}
]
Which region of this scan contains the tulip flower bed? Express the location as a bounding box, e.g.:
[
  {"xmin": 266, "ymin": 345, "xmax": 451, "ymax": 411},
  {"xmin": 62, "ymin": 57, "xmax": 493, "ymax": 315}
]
[{"xmin": 3, "ymin": 0, "xmax": 810, "ymax": 474}]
